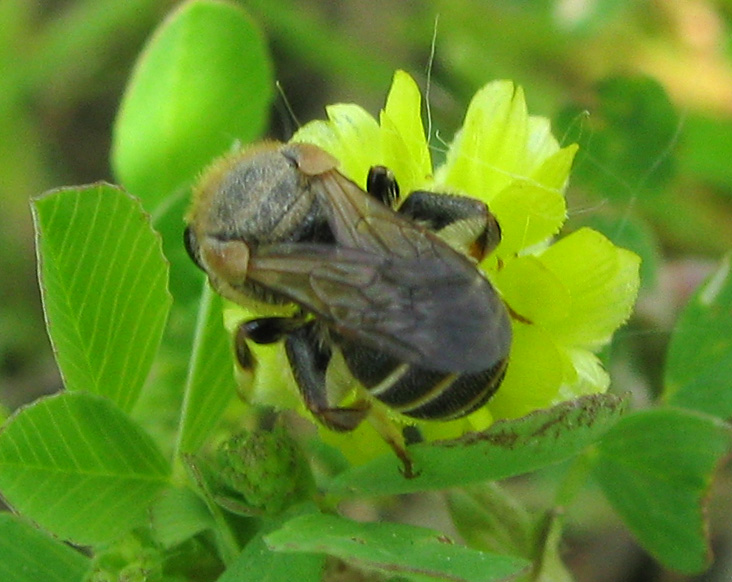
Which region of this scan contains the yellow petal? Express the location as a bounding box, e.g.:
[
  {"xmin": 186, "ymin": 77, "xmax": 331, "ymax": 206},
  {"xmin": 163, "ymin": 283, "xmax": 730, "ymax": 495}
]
[
  {"xmin": 525, "ymin": 116, "xmax": 560, "ymax": 173},
  {"xmin": 557, "ymin": 349, "xmax": 610, "ymax": 401},
  {"xmin": 538, "ymin": 228, "xmax": 641, "ymax": 349},
  {"xmin": 531, "ymin": 141, "xmax": 578, "ymax": 192},
  {"xmin": 487, "ymin": 143, "xmax": 575, "ymax": 258},
  {"xmin": 439, "ymin": 81, "xmax": 528, "ymax": 204},
  {"xmin": 419, "ymin": 416, "xmax": 477, "ymax": 442},
  {"xmin": 490, "ymin": 255, "xmax": 570, "ymax": 325},
  {"xmin": 293, "ymin": 103, "xmax": 381, "ymax": 188},
  {"xmin": 318, "ymin": 418, "xmax": 392, "ymax": 466},
  {"xmin": 489, "ymin": 180, "xmax": 566, "ymax": 259},
  {"xmin": 223, "ymin": 302, "xmax": 303, "ymax": 411},
  {"xmin": 291, "ymin": 119, "xmax": 341, "ymax": 159},
  {"xmin": 380, "ymin": 70, "xmax": 432, "ymax": 194},
  {"xmin": 487, "ymin": 322, "xmax": 568, "ymax": 419}
]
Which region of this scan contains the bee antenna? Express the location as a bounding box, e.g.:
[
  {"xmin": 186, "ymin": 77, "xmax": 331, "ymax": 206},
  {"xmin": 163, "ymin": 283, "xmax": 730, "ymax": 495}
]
[
  {"xmin": 275, "ymin": 80, "xmax": 302, "ymax": 136},
  {"xmin": 425, "ymin": 13, "xmax": 439, "ymax": 147}
]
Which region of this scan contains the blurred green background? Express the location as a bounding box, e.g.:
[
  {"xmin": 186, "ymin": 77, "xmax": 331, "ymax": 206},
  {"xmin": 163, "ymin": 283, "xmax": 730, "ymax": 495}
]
[{"xmin": 1, "ymin": 0, "xmax": 731, "ymax": 580}]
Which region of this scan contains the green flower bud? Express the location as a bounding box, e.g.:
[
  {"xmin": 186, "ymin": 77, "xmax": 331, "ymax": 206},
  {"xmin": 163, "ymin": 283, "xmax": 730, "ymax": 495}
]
[{"xmin": 217, "ymin": 424, "xmax": 312, "ymax": 514}]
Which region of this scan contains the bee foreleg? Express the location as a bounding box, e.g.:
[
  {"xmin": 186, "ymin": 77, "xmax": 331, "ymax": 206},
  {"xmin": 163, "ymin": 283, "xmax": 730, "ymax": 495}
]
[
  {"xmin": 284, "ymin": 322, "xmax": 370, "ymax": 432},
  {"xmin": 238, "ymin": 316, "xmax": 307, "ymax": 345},
  {"xmin": 398, "ymin": 191, "xmax": 502, "ymax": 260},
  {"xmin": 234, "ymin": 315, "xmax": 308, "ymax": 382}
]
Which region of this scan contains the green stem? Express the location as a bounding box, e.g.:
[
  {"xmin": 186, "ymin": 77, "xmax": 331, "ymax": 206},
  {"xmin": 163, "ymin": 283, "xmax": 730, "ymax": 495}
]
[
  {"xmin": 553, "ymin": 448, "xmax": 597, "ymax": 508},
  {"xmin": 182, "ymin": 453, "xmax": 242, "ymax": 566},
  {"xmin": 446, "ymin": 482, "xmax": 534, "ymax": 558}
]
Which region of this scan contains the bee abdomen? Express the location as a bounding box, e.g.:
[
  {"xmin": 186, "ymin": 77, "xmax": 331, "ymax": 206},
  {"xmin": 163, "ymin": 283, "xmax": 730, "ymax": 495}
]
[
  {"xmin": 340, "ymin": 342, "xmax": 507, "ymax": 421},
  {"xmin": 376, "ymin": 362, "xmax": 506, "ymax": 420}
]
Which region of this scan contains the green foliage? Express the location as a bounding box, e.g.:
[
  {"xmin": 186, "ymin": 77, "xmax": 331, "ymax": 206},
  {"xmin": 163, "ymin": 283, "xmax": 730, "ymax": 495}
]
[
  {"xmin": 665, "ymin": 254, "xmax": 732, "ymax": 417},
  {"xmin": 0, "ymin": 514, "xmax": 90, "ymax": 582},
  {"xmin": 265, "ymin": 513, "xmax": 529, "ymax": 582},
  {"xmin": 112, "ymin": 0, "xmax": 274, "ymax": 206},
  {"xmin": 0, "ymin": 392, "xmax": 170, "ymax": 545},
  {"xmin": 1, "ymin": 1, "xmax": 731, "ymax": 581},
  {"xmin": 561, "ymin": 76, "xmax": 679, "ymax": 200},
  {"xmin": 327, "ymin": 394, "xmax": 626, "ymax": 496},
  {"xmin": 215, "ymin": 424, "xmax": 314, "ymax": 514},
  {"xmin": 31, "ymin": 184, "xmax": 170, "ymax": 413},
  {"xmin": 176, "ymin": 286, "xmax": 237, "ymax": 455},
  {"xmin": 593, "ymin": 408, "xmax": 732, "ymax": 573},
  {"xmin": 217, "ymin": 508, "xmax": 326, "ymax": 582},
  {"xmin": 682, "ymin": 115, "xmax": 732, "ymax": 189}
]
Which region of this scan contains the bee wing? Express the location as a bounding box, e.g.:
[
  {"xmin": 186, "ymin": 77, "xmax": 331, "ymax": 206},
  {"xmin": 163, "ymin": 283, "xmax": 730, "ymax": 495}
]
[
  {"xmin": 247, "ymin": 170, "xmax": 511, "ymax": 373},
  {"xmin": 248, "ymin": 244, "xmax": 509, "ymax": 373},
  {"xmin": 314, "ymin": 170, "xmax": 434, "ymax": 258}
]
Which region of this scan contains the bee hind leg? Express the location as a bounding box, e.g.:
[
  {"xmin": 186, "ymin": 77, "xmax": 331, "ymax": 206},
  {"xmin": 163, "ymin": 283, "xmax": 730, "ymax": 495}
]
[
  {"xmin": 284, "ymin": 321, "xmax": 370, "ymax": 432},
  {"xmin": 398, "ymin": 190, "xmax": 502, "ymax": 261},
  {"xmin": 365, "ymin": 404, "xmax": 420, "ymax": 479}
]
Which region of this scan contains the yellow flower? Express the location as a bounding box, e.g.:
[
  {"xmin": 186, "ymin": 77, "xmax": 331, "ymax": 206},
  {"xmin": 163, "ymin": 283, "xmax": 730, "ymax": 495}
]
[
  {"xmin": 229, "ymin": 70, "xmax": 640, "ymax": 463},
  {"xmin": 291, "ymin": 71, "xmax": 640, "ymax": 443}
]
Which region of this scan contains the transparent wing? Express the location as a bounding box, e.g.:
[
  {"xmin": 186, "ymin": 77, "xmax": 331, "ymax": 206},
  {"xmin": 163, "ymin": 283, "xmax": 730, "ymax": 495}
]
[{"xmin": 247, "ymin": 170, "xmax": 511, "ymax": 373}]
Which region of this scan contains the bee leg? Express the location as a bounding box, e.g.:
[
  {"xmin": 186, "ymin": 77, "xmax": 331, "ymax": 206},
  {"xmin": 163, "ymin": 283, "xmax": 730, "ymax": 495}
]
[
  {"xmin": 284, "ymin": 321, "xmax": 370, "ymax": 432},
  {"xmin": 398, "ymin": 191, "xmax": 502, "ymax": 260},
  {"xmin": 234, "ymin": 315, "xmax": 307, "ymax": 380},
  {"xmin": 366, "ymin": 404, "xmax": 420, "ymax": 479},
  {"xmin": 239, "ymin": 316, "xmax": 307, "ymax": 344},
  {"xmin": 366, "ymin": 165, "xmax": 400, "ymax": 207}
]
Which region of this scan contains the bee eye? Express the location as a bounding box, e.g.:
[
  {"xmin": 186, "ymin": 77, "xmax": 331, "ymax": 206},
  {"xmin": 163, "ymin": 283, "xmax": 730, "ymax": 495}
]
[{"xmin": 183, "ymin": 226, "xmax": 204, "ymax": 271}]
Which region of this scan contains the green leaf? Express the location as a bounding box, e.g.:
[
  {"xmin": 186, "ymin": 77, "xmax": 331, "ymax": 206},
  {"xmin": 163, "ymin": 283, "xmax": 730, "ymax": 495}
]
[
  {"xmin": 153, "ymin": 188, "xmax": 205, "ymax": 304},
  {"xmin": 327, "ymin": 394, "xmax": 626, "ymax": 496},
  {"xmin": 32, "ymin": 184, "xmax": 171, "ymax": 413},
  {"xmin": 0, "ymin": 513, "xmax": 90, "ymax": 582},
  {"xmin": 446, "ymin": 484, "xmax": 534, "ymax": 559},
  {"xmin": 681, "ymin": 113, "xmax": 732, "ymax": 190},
  {"xmin": 176, "ymin": 285, "xmax": 237, "ymax": 454},
  {"xmin": 530, "ymin": 511, "xmax": 575, "ymax": 582},
  {"xmin": 558, "ymin": 75, "xmax": 678, "ymax": 200},
  {"xmin": 112, "ymin": 0, "xmax": 274, "ymax": 206},
  {"xmin": 150, "ymin": 486, "xmax": 214, "ymax": 549},
  {"xmin": 218, "ymin": 508, "xmax": 325, "ymax": 582},
  {"xmin": 593, "ymin": 408, "xmax": 732, "ymax": 574},
  {"xmin": 665, "ymin": 254, "xmax": 732, "ymax": 417},
  {"xmin": 0, "ymin": 392, "xmax": 171, "ymax": 546},
  {"xmin": 265, "ymin": 513, "xmax": 528, "ymax": 582}
]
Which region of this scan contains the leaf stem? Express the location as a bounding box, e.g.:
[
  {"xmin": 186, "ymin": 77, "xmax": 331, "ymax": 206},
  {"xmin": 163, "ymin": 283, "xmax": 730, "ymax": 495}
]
[
  {"xmin": 173, "ymin": 280, "xmax": 215, "ymax": 470},
  {"xmin": 553, "ymin": 448, "xmax": 597, "ymax": 508}
]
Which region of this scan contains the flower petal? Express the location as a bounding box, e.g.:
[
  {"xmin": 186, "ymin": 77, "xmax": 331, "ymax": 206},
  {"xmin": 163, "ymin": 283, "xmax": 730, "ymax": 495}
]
[
  {"xmin": 487, "ymin": 143, "xmax": 575, "ymax": 258},
  {"xmin": 538, "ymin": 228, "xmax": 641, "ymax": 349},
  {"xmin": 318, "ymin": 417, "xmax": 393, "ymax": 466},
  {"xmin": 525, "ymin": 116, "xmax": 560, "ymax": 173},
  {"xmin": 490, "ymin": 255, "xmax": 570, "ymax": 325},
  {"xmin": 223, "ymin": 302, "xmax": 303, "ymax": 411},
  {"xmin": 557, "ymin": 349, "xmax": 611, "ymax": 401},
  {"xmin": 293, "ymin": 103, "xmax": 381, "ymax": 188},
  {"xmin": 290, "ymin": 119, "xmax": 341, "ymax": 157},
  {"xmin": 487, "ymin": 322, "xmax": 568, "ymax": 419},
  {"xmin": 530, "ymin": 139, "xmax": 577, "ymax": 192},
  {"xmin": 489, "ymin": 180, "xmax": 566, "ymax": 259},
  {"xmin": 380, "ymin": 70, "xmax": 432, "ymax": 194},
  {"xmin": 438, "ymin": 81, "xmax": 528, "ymax": 204}
]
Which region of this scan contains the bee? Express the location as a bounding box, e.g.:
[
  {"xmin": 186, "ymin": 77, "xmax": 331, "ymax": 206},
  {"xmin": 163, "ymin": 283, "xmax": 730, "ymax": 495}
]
[{"xmin": 184, "ymin": 141, "xmax": 512, "ymax": 471}]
